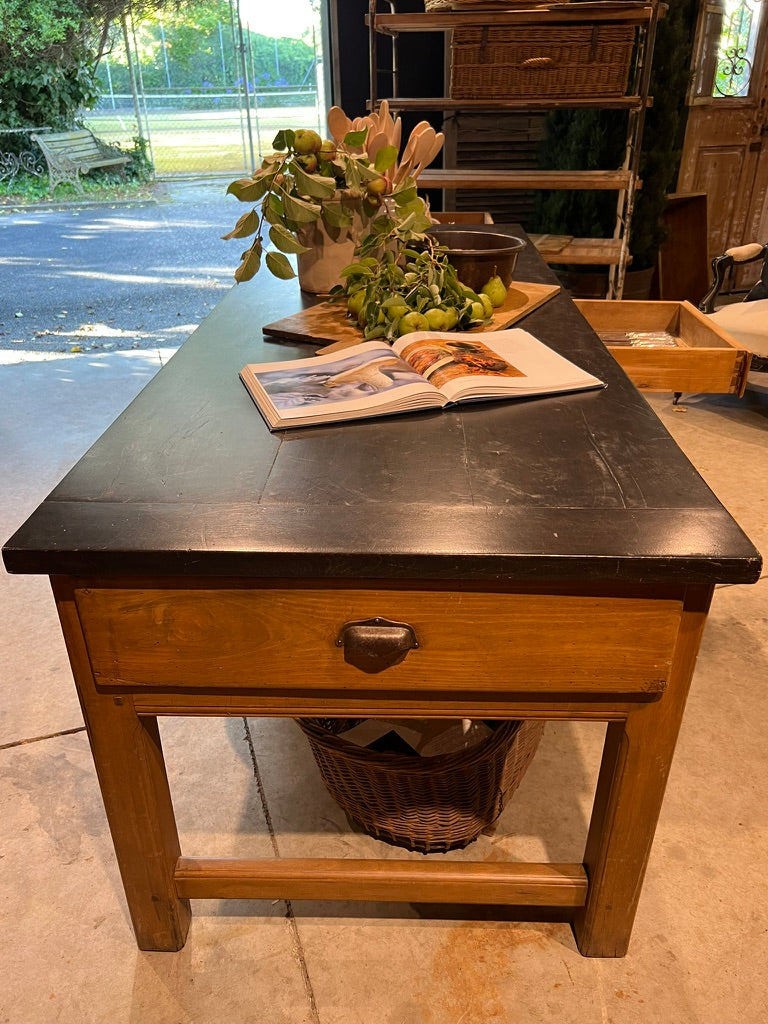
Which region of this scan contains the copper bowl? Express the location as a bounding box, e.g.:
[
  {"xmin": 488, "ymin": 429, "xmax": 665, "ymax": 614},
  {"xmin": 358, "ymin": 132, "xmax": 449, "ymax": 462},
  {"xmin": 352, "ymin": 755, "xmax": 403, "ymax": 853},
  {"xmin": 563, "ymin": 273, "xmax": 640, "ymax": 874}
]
[{"xmin": 426, "ymin": 228, "xmax": 526, "ymax": 292}]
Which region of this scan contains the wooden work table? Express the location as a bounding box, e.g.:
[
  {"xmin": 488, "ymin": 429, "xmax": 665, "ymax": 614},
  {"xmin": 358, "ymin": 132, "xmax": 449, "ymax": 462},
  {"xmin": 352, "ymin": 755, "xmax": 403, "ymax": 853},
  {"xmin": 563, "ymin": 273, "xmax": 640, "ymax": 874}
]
[{"xmin": 3, "ymin": 232, "xmax": 761, "ymax": 957}]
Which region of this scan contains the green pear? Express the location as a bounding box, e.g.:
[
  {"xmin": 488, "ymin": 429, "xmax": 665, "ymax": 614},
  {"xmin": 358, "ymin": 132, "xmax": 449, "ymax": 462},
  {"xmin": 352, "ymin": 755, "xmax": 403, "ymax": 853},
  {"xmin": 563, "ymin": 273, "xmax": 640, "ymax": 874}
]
[
  {"xmin": 293, "ymin": 129, "xmax": 322, "ymax": 155},
  {"xmin": 481, "ymin": 274, "xmax": 507, "ymax": 308}
]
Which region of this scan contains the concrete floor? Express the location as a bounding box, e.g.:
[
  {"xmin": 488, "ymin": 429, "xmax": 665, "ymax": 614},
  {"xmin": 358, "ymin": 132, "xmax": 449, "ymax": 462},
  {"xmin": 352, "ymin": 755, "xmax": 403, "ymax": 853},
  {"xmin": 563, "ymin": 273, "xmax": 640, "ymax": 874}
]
[{"xmin": 1, "ymin": 344, "xmax": 766, "ymax": 1023}]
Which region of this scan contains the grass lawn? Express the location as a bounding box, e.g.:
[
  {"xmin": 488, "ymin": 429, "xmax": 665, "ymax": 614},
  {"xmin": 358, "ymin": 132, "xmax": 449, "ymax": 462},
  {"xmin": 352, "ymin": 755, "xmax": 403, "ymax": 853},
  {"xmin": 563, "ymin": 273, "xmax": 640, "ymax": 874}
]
[
  {"xmin": 85, "ymin": 104, "xmax": 322, "ymax": 175},
  {"xmin": 1, "ymin": 103, "xmax": 323, "ymax": 201},
  {"xmin": 1, "ymin": 172, "xmax": 157, "ymax": 206}
]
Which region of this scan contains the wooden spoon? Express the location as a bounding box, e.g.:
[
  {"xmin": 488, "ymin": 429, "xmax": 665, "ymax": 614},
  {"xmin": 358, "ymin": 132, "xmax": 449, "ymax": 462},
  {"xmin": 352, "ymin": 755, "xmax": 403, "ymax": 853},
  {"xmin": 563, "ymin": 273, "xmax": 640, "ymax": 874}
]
[
  {"xmin": 392, "ymin": 116, "xmax": 402, "ymax": 154},
  {"xmin": 413, "ymin": 131, "xmax": 445, "ymax": 178},
  {"xmin": 367, "ymin": 130, "xmax": 389, "ymax": 164},
  {"xmin": 327, "ymin": 106, "xmax": 350, "ymax": 144},
  {"xmin": 410, "ymin": 127, "xmax": 436, "ymax": 178},
  {"xmin": 393, "ymin": 121, "xmax": 431, "ymax": 183}
]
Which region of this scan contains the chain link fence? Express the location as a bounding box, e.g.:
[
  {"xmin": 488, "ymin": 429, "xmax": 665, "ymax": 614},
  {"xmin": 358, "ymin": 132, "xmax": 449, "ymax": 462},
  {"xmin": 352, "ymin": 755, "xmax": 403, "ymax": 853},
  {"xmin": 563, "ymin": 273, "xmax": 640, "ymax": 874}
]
[{"xmin": 84, "ymin": 2, "xmax": 326, "ymax": 177}]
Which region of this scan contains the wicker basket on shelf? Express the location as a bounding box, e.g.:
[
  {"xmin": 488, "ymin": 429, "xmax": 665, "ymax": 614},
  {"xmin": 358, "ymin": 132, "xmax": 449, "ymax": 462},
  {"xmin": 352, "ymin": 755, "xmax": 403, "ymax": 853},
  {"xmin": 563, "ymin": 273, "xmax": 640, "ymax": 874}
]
[
  {"xmin": 450, "ymin": 24, "xmax": 636, "ymax": 99},
  {"xmin": 297, "ymin": 717, "xmax": 545, "ymax": 854}
]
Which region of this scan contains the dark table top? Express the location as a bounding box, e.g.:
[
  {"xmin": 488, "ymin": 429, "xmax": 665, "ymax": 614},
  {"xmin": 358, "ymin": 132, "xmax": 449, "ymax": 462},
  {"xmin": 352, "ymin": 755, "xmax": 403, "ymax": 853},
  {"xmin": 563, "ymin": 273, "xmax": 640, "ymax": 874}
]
[{"xmin": 3, "ymin": 230, "xmax": 761, "ymax": 585}]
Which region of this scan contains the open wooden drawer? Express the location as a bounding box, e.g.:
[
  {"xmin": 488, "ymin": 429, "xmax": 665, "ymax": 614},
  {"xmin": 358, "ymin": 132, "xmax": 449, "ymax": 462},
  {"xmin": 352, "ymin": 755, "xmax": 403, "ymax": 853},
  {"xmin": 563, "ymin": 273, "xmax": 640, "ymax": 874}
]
[{"xmin": 575, "ymin": 299, "xmax": 752, "ymax": 396}]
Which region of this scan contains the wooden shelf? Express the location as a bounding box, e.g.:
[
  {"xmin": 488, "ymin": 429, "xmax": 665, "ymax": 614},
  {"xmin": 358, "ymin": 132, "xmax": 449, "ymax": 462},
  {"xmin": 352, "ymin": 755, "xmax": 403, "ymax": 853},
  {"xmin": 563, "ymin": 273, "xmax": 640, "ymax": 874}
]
[
  {"xmin": 376, "ymin": 97, "xmax": 646, "ymax": 112},
  {"xmin": 369, "ymin": 3, "xmax": 657, "ymax": 32},
  {"xmin": 419, "ymin": 169, "xmax": 633, "ymax": 191},
  {"xmin": 530, "ymin": 235, "xmax": 624, "ymax": 266}
]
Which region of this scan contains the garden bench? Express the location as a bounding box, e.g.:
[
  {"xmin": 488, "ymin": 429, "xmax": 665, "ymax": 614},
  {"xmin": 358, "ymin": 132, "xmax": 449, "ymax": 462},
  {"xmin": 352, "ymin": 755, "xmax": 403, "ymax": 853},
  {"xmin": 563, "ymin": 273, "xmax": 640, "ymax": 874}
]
[{"xmin": 31, "ymin": 129, "xmax": 129, "ymax": 195}]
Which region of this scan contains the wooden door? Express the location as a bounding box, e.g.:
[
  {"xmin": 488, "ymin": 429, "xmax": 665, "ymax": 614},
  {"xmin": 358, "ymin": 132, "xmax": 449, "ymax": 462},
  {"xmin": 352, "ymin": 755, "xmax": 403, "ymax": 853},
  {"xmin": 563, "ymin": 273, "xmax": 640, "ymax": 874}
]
[{"xmin": 677, "ymin": 0, "xmax": 768, "ymax": 284}]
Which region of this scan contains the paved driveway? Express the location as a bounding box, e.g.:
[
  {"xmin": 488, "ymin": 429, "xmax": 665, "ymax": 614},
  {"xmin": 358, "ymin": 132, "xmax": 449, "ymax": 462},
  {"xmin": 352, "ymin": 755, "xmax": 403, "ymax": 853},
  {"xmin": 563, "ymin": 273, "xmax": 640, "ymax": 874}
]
[{"xmin": 0, "ymin": 178, "xmax": 243, "ymax": 356}]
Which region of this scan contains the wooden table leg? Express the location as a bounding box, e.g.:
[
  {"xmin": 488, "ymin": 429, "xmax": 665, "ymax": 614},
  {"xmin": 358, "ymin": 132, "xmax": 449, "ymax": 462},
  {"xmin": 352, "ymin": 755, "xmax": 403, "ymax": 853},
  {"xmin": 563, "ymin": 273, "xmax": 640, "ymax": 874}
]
[
  {"xmin": 572, "ymin": 584, "xmax": 713, "ymax": 956},
  {"xmin": 53, "ymin": 580, "xmax": 191, "ymax": 951}
]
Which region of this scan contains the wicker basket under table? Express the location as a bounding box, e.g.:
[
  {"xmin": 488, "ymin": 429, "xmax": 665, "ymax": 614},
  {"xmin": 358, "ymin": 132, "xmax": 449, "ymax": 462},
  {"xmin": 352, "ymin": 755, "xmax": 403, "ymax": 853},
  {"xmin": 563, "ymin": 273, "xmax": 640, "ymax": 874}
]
[
  {"xmin": 298, "ymin": 717, "xmax": 545, "ymax": 854},
  {"xmin": 450, "ymin": 23, "xmax": 636, "ymax": 99}
]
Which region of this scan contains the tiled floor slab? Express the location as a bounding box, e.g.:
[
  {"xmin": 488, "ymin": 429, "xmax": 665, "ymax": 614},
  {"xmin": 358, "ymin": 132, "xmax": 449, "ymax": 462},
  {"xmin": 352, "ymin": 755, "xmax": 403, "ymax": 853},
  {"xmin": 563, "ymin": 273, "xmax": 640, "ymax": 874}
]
[
  {"xmin": 1, "ymin": 351, "xmax": 766, "ymax": 1023},
  {"xmin": 0, "ymin": 722, "xmax": 315, "ymax": 1024},
  {"xmin": 0, "ymin": 350, "xmax": 171, "ymax": 744}
]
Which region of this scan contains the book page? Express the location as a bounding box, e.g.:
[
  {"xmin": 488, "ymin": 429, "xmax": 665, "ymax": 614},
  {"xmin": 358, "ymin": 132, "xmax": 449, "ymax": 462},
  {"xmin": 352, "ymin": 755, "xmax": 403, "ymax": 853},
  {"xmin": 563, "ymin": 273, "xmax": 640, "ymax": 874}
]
[
  {"xmin": 392, "ymin": 329, "xmax": 604, "ymax": 404},
  {"xmin": 241, "ymin": 340, "xmax": 444, "ymax": 429}
]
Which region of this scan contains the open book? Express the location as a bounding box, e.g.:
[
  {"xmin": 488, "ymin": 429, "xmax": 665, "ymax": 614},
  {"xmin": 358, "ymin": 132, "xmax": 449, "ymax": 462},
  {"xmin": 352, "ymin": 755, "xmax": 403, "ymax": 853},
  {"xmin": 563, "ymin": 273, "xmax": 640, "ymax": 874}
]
[{"xmin": 240, "ymin": 329, "xmax": 604, "ymax": 430}]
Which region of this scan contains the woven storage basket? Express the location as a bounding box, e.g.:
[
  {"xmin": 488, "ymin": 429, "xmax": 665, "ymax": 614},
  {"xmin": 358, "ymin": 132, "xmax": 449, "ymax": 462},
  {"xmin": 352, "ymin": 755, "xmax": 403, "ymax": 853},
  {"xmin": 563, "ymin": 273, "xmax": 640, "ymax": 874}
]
[
  {"xmin": 298, "ymin": 718, "xmax": 545, "ymax": 853},
  {"xmin": 450, "ymin": 24, "xmax": 635, "ymax": 99}
]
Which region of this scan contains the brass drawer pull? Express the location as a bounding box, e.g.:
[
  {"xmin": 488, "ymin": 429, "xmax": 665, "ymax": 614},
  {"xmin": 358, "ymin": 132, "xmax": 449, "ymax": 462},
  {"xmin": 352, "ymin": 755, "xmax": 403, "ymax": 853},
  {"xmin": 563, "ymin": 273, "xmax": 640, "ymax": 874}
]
[{"xmin": 336, "ymin": 617, "xmax": 419, "ymax": 673}]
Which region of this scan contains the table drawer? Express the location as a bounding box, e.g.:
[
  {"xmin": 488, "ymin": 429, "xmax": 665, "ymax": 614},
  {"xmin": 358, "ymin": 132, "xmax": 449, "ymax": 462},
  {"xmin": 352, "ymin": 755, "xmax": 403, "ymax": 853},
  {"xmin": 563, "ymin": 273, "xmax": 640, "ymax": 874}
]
[
  {"xmin": 74, "ymin": 584, "xmax": 682, "ymax": 697},
  {"xmin": 575, "ymin": 299, "xmax": 751, "ymax": 396}
]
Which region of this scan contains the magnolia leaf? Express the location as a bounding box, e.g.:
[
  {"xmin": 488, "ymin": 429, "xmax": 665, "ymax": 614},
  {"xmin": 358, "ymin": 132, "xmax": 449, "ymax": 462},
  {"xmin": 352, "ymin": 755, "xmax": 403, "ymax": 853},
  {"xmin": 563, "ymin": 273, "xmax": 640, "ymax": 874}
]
[
  {"xmin": 227, "ymin": 176, "xmax": 271, "ymax": 203},
  {"xmin": 355, "ymin": 160, "xmax": 385, "ymax": 182},
  {"xmin": 268, "ymin": 223, "xmax": 311, "ymax": 255},
  {"xmin": 362, "ymin": 196, "xmax": 383, "ymax": 219},
  {"xmin": 263, "ymin": 192, "xmax": 284, "ymax": 226},
  {"xmin": 391, "ymin": 184, "xmax": 418, "ymax": 207},
  {"xmin": 221, "ymin": 209, "xmax": 260, "ymax": 240},
  {"xmin": 394, "ymin": 211, "xmax": 418, "ymax": 234},
  {"xmin": 340, "ymin": 263, "xmax": 373, "ymax": 277},
  {"xmin": 321, "ymin": 200, "xmax": 354, "ymax": 229},
  {"xmin": 265, "ymin": 251, "xmax": 296, "ymax": 280},
  {"xmin": 234, "ymin": 243, "xmax": 262, "ymax": 283},
  {"xmin": 344, "ymin": 128, "xmax": 368, "ymax": 147},
  {"xmin": 289, "ymin": 161, "xmax": 337, "ymax": 200},
  {"xmin": 281, "ymin": 189, "xmax": 322, "ymax": 224},
  {"xmin": 273, "ymin": 129, "xmax": 294, "ymax": 151},
  {"xmin": 373, "ymin": 145, "xmax": 398, "ymax": 173}
]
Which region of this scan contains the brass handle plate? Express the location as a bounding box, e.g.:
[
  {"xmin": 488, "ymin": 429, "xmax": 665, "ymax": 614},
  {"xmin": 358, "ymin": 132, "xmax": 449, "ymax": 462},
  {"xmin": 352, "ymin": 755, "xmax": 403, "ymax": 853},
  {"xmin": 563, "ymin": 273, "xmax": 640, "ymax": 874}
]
[{"xmin": 336, "ymin": 616, "xmax": 419, "ymax": 673}]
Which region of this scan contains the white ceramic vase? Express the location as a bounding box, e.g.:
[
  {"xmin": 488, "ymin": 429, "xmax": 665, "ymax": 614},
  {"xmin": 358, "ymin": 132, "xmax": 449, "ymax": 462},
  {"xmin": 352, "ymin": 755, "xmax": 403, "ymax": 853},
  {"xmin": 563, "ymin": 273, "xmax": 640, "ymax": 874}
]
[{"xmin": 296, "ymin": 193, "xmax": 371, "ymax": 295}]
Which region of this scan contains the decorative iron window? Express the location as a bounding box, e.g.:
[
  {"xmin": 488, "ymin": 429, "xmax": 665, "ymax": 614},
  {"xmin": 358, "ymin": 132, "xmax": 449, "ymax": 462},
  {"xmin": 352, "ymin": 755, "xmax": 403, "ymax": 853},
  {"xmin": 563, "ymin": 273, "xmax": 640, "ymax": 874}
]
[{"xmin": 691, "ymin": 0, "xmax": 764, "ymax": 99}]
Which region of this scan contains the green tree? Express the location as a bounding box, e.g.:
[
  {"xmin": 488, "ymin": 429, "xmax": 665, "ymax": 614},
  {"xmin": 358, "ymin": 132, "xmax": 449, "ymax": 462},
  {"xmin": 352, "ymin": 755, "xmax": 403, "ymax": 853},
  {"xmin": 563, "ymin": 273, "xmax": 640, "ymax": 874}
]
[
  {"xmin": 0, "ymin": 0, "xmax": 179, "ymax": 129},
  {"xmin": 96, "ymin": 3, "xmax": 315, "ymax": 95}
]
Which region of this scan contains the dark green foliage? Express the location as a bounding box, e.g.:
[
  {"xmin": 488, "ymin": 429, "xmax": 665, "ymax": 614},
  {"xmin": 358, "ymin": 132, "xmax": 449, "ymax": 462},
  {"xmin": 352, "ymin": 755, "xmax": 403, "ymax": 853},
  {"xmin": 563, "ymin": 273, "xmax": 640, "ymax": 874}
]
[
  {"xmin": 1, "ymin": 168, "xmax": 152, "ymax": 203},
  {"xmin": 0, "ymin": 50, "xmax": 100, "ymax": 130},
  {"xmin": 113, "ymin": 134, "xmax": 154, "ymax": 180},
  {"xmin": 533, "ymin": 108, "xmax": 624, "ymax": 243},
  {"xmin": 96, "ymin": 13, "xmax": 316, "ymax": 95},
  {"xmin": 0, "ymin": 0, "xmax": 95, "ymax": 128},
  {"xmin": 533, "ymin": 0, "xmax": 696, "ymax": 269},
  {"xmin": 0, "ymin": 1, "xmax": 182, "ymax": 132}
]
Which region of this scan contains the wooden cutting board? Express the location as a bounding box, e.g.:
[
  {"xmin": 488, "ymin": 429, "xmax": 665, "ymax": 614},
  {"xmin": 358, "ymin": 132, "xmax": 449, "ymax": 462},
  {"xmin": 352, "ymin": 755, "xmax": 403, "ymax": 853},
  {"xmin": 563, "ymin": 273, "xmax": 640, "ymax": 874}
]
[{"xmin": 262, "ymin": 280, "xmax": 560, "ymax": 350}]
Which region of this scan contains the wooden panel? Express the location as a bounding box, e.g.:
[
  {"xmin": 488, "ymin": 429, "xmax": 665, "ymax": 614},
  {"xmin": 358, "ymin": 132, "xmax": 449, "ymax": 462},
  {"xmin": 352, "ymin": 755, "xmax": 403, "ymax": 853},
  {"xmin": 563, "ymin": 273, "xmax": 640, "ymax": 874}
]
[
  {"xmin": 690, "ymin": 146, "xmax": 745, "ymax": 255},
  {"xmin": 174, "ymin": 857, "xmax": 588, "ymax": 907},
  {"xmin": 75, "ymin": 584, "xmax": 682, "ymax": 695},
  {"xmin": 656, "ymin": 193, "xmax": 710, "ymax": 302},
  {"xmin": 133, "ymin": 692, "xmax": 649, "ymax": 719},
  {"xmin": 607, "ymin": 347, "xmax": 748, "ymax": 394},
  {"xmin": 431, "ymin": 211, "xmax": 495, "ymax": 224}
]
